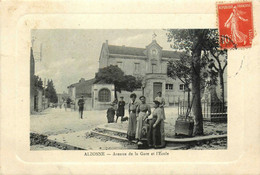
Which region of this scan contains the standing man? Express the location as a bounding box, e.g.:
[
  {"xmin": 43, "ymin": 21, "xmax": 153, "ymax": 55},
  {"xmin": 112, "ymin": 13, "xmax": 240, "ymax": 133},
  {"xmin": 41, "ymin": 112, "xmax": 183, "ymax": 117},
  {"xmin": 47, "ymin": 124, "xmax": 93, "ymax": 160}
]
[
  {"xmin": 78, "ymin": 95, "xmax": 85, "ymax": 119},
  {"xmin": 116, "ymin": 96, "xmax": 125, "ymax": 123}
]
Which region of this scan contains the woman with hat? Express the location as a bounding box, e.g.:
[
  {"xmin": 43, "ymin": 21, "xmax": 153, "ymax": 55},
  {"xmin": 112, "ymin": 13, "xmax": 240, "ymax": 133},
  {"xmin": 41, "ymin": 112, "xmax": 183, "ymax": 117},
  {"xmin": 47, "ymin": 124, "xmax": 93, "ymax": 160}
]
[
  {"xmin": 135, "ymin": 96, "xmax": 151, "ymax": 145},
  {"xmin": 116, "ymin": 96, "xmax": 125, "ymax": 123},
  {"xmin": 126, "ymin": 93, "xmax": 139, "ymax": 141},
  {"xmin": 147, "ymin": 100, "xmax": 165, "ymax": 148}
]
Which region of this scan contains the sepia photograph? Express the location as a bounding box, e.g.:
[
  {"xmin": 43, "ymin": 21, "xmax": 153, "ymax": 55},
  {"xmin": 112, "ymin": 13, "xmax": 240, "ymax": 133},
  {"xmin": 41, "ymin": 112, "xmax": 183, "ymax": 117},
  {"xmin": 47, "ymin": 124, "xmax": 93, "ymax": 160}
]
[
  {"xmin": 30, "ymin": 29, "xmax": 227, "ymax": 151},
  {"xmin": 1, "ymin": 0, "xmax": 260, "ymax": 174}
]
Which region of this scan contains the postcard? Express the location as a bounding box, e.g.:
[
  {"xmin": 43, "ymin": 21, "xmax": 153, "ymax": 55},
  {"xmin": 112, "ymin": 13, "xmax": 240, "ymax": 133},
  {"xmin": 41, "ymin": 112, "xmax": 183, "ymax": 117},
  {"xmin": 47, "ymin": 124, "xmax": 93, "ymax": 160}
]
[{"xmin": 0, "ymin": 0, "xmax": 260, "ymax": 174}]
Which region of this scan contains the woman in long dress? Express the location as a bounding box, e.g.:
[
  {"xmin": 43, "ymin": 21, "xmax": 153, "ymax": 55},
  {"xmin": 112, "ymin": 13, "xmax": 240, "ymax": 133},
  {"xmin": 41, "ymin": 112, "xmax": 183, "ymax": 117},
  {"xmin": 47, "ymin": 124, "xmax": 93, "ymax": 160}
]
[
  {"xmin": 135, "ymin": 96, "xmax": 151, "ymax": 145},
  {"xmin": 224, "ymin": 6, "xmax": 248, "ymax": 45},
  {"xmin": 147, "ymin": 100, "xmax": 166, "ymax": 148},
  {"xmin": 126, "ymin": 93, "xmax": 139, "ymax": 141},
  {"xmin": 155, "ymin": 91, "xmax": 166, "ymax": 120}
]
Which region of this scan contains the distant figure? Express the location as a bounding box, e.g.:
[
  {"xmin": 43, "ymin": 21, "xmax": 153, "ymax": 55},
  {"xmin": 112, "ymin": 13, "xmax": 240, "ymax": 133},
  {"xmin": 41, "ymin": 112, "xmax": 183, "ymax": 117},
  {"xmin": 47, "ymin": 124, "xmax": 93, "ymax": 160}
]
[
  {"xmin": 64, "ymin": 102, "xmax": 67, "ymax": 111},
  {"xmin": 70, "ymin": 101, "xmax": 74, "ymax": 111},
  {"xmin": 155, "ymin": 91, "xmax": 166, "ymax": 120},
  {"xmin": 106, "ymin": 104, "xmax": 116, "ymax": 123},
  {"xmin": 78, "ymin": 96, "xmax": 85, "ymax": 119},
  {"xmin": 66, "ymin": 98, "xmax": 71, "ymax": 109},
  {"xmin": 116, "ymin": 96, "xmax": 125, "ymax": 123},
  {"xmin": 126, "ymin": 93, "xmax": 139, "ymax": 141}
]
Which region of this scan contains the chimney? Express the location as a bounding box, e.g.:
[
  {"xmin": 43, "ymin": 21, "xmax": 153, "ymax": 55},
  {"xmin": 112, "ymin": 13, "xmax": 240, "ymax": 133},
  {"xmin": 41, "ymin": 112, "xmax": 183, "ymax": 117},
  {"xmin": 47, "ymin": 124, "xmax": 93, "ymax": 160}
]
[
  {"xmin": 79, "ymin": 78, "xmax": 85, "ymax": 83},
  {"xmin": 106, "ymin": 40, "xmax": 108, "ymax": 45},
  {"xmin": 122, "ymin": 45, "xmax": 125, "ymax": 47}
]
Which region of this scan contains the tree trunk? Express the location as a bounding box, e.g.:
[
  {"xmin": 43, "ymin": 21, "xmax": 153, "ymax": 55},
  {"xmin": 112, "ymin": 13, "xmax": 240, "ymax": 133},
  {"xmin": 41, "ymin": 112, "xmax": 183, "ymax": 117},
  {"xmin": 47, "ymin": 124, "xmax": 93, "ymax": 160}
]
[
  {"xmin": 114, "ymin": 89, "xmax": 118, "ymax": 100},
  {"xmin": 219, "ymin": 70, "xmax": 225, "ymax": 112},
  {"xmin": 192, "ymin": 37, "xmax": 204, "ymax": 136},
  {"xmin": 187, "ymin": 87, "xmax": 191, "ymax": 108}
]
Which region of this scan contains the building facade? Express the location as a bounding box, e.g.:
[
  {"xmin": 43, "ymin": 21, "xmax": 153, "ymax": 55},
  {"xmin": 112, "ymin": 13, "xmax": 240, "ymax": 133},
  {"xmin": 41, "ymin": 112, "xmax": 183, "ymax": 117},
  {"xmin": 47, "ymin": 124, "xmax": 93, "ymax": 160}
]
[
  {"xmin": 68, "ymin": 40, "xmax": 225, "ymax": 110},
  {"xmin": 99, "ymin": 40, "xmax": 185, "ymax": 105},
  {"xmin": 67, "ymin": 78, "xmax": 98, "ymax": 110}
]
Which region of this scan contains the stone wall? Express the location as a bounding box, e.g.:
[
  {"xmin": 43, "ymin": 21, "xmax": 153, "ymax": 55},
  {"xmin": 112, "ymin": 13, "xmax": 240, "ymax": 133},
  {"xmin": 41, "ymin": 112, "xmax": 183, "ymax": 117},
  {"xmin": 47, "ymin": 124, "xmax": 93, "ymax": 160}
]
[{"xmin": 93, "ymin": 84, "xmax": 115, "ymax": 110}]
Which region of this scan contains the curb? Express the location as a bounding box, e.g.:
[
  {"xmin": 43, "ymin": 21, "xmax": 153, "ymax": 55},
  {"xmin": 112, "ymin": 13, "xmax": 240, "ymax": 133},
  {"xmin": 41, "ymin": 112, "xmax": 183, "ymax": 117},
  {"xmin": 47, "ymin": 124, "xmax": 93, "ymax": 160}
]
[{"xmin": 97, "ymin": 125, "xmax": 227, "ymax": 143}]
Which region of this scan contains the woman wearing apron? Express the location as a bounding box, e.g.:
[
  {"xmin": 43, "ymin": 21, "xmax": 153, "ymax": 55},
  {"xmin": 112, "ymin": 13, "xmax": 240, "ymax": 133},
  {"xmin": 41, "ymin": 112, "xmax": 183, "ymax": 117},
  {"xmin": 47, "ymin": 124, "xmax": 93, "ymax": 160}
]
[
  {"xmin": 135, "ymin": 96, "xmax": 151, "ymax": 146},
  {"xmin": 147, "ymin": 100, "xmax": 166, "ymax": 148},
  {"xmin": 126, "ymin": 93, "xmax": 139, "ymax": 141}
]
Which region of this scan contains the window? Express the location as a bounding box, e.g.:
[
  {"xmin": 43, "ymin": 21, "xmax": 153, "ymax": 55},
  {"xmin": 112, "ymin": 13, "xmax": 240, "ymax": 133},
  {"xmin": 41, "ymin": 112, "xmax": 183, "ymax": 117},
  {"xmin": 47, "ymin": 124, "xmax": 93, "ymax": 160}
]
[
  {"xmin": 166, "ymin": 84, "xmax": 173, "ymax": 90},
  {"xmin": 134, "ymin": 63, "xmax": 140, "ymax": 73},
  {"xmin": 98, "ymin": 88, "xmax": 111, "ymax": 102},
  {"xmin": 152, "ymin": 64, "xmax": 157, "ymax": 73},
  {"xmin": 117, "ymin": 61, "xmax": 123, "ymax": 70},
  {"xmin": 179, "ymin": 84, "xmax": 184, "ymax": 91}
]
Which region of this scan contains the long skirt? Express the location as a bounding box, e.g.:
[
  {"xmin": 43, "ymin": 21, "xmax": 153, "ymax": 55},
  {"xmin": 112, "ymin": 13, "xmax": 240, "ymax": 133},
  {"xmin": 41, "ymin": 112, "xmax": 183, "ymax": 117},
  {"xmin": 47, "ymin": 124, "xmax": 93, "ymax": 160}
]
[
  {"xmin": 147, "ymin": 118, "xmax": 165, "ymax": 148},
  {"xmin": 117, "ymin": 107, "xmax": 125, "ymax": 117},
  {"xmin": 126, "ymin": 112, "xmax": 137, "ymax": 140},
  {"xmin": 135, "ymin": 112, "xmax": 146, "ymax": 140},
  {"xmin": 107, "ymin": 114, "xmax": 114, "ymax": 123}
]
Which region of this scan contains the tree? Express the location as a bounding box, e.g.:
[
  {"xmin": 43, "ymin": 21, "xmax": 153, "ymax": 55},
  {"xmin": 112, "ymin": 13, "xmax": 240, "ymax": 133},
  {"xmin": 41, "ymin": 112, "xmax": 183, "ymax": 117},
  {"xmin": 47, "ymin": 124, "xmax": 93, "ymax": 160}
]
[
  {"xmin": 95, "ymin": 65, "xmax": 142, "ymax": 99},
  {"xmin": 167, "ymin": 53, "xmax": 192, "ymax": 107},
  {"xmin": 30, "ymin": 75, "xmax": 43, "ymax": 95},
  {"xmin": 167, "ymin": 29, "xmax": 208, "ymax": 135},
  {"xmin": 167, "ymin": 29, "xmax": 227, "ymax": 135},
  {"xmin": 45, "ymin": 79, "xmax": 58, "ymax": 103},
  {"xmin": 200, "ymin": 29, "xmax": 227, "ymax": 112}
]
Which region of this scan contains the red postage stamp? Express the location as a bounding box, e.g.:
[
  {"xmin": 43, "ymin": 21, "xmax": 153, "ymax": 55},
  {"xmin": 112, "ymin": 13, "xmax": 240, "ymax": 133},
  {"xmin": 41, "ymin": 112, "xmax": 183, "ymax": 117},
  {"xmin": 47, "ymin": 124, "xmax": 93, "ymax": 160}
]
[{"xmin": 217, "ymin": 2, "xmax": 254, "ymax": 49}]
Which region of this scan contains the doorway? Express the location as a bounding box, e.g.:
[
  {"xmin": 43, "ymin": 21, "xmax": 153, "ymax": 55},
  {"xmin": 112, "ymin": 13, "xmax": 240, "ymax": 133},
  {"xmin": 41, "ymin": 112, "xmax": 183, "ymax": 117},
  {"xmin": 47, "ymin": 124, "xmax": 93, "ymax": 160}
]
[{"xmin": 153, "ymin": 82, "xmax": 162, "ymax": 100}]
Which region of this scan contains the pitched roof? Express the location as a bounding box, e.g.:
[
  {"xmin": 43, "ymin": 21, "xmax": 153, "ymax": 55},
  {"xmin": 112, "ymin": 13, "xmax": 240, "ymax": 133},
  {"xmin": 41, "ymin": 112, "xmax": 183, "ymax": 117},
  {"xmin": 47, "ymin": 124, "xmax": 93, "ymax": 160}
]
[
  {"xmin": 94, "ymin": 79, "xmax": 113, "ymax": 84},
  {"xmin": 107, "ymin": 44, "xmax": 180, "ymax": 58},
  {"xmin": 162, "ymin": 50, "xmax": 182, "ymax": 59},
  {"xmin": 108, "ymin": 45, "xmax": 146, "ymax": 56},
  {"xmin": 68, "ymin": 78, "xmax": 96, "ymax": 97}
]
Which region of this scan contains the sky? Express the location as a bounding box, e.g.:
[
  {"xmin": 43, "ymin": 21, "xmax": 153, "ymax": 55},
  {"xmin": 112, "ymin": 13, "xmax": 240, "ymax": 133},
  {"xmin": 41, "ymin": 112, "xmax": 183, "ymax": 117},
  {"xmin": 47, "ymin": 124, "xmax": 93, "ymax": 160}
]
[{"xmin": 31, "ymin": 29, "xmax": 173, "ymax": 94}]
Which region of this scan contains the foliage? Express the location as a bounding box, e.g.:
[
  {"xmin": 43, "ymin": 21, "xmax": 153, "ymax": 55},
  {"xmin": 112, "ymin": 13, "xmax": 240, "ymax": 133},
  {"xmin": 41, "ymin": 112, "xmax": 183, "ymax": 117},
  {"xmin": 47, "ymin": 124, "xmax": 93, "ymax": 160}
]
[
  {"xmin": 167, "ymin": 52, "xmax": 218, "ymax": 91},
  {"xmin": 45, "ymin": 79, "xmax": 58, "ymax": 103},
  {"xmin": 166, "ymin": 29, "xmax": 228, "ymax": 135},
  {"xmin": 166, "ymin": 29, "xmax": 208, "ymax": 136},
  {"xmin": 167, "ymin": 53, "xmax": 192, "ymax": 86},
  {"xmin": 95, "ymin": 65, "xmax": 142, "ymax": 98},
  {"xmin": 30, "ymin": 75, "xmax": 43, "ymax": 95}
]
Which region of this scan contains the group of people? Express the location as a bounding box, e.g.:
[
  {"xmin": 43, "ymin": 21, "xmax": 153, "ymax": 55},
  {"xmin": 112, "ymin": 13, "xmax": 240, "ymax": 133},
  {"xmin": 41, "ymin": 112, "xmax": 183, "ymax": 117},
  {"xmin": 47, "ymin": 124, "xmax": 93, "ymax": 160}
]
[
  {"xmin": 106, "ymin": 96, "xmax": 127, "ymax": 123},
  {"xmin": 107, "ymin": 92, "xmax": 166, "ymax": 149}
]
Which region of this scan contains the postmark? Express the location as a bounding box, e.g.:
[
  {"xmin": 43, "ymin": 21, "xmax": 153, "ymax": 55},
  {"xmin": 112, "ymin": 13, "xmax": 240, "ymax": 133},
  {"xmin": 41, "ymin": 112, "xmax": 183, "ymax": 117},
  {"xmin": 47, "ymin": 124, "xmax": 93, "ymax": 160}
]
[{"xmin": 217, "ymin": 2, "xmax": 254, "ymax": 49}]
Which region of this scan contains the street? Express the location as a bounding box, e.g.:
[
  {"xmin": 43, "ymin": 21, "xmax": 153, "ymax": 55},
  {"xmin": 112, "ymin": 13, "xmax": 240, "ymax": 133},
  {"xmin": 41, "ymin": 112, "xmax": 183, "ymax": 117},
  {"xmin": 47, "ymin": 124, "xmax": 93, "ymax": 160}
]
[
  {"xmin": 31, "ymin": 108, "xmax": 107, "ymax": 136},
  {"xmin": 30, "ymin": 107, "xmax": 227, "ymax": 150},
  {"xmin": 30, "ymin": 107, "xmax": 179, "ymax": 150},
  {"xmin": 31, "ymin": 107, "xmax": 180, "ymax": 136}
]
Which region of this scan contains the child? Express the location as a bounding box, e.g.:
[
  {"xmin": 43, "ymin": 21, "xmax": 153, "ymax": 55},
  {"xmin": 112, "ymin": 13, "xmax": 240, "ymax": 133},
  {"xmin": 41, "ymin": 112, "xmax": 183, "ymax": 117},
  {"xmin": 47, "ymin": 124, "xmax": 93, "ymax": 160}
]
[{"xmin": 107, "ymin": 104, "xmax": 115, "ymax": 123}]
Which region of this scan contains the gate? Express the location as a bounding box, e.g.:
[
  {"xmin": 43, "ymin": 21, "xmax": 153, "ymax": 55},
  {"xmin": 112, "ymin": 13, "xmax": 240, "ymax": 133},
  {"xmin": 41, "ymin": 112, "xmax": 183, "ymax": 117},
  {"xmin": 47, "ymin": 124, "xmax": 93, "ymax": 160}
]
[{"xmin": 178, "ymin": 98, "xmax": 227, "ymax": 122}]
